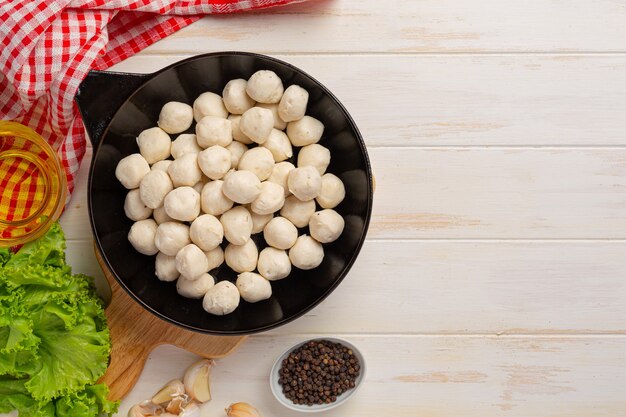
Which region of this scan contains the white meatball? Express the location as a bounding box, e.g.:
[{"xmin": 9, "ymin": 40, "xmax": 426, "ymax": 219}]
[
  {"xmin": 196, "ymin": 116, "xmax": 232, "ymax": 148},
  {"xmin": 128, "ymin": 219, "xmax": 158, "ymax": 255},
  {"xmin": 297, "ymin": 144, "xmax": 330, "ymax": 175},
  {"xmin": 139, "ymin": 170, "xmax": 173, "ymax": 209},
  {"xmin": 153, "ymin": 206, "xmax": 174, "ymax": 224},
  {"xmin": 167, "ymin": 152, "xmax": 202, "ymax": 187},
  {"xmin": 239, "ymin": 107, "xmax": 274, "ymax": 144},
  {"xmin": 136, "ymin": 128, "xmax": 171, "ymax": 164},
  {"xmin": 263, "ymin": 217, "xmax": 298, "ymax": 250},
  {"xmin": 222, "ymin": 170, "xmax": 261, "ymax": 204},
  {"xmin": 251, "ymin": 181, "xmax": 285, "ymax": 215},
  {"xmin": 200, "ymin": 180, "xmax": 234, "ymax": 216},
  {"xmin": 278, "ymin": 84, "xmax": 309, "ymax": 122},
  {"xmin": 237, "ymin": 147, "xmax": 274, "ymax": 181},
  {"xmin": 250, "ymin": 210, "xmax": 273, "ymax": 234},
  {"xmin": 158, "ymin": 102, "xmax": 193, "ymax": 134},
  {"xmin": 171, "ymin": 133, "xmax": 202, "ymax": 159},
  {"xmin": 224, "ymin": 141, "xmax": 246, "ymax": 170},
  {"xmin": 316, "ymin": 173, "xmax": 345, "ymax": 209},
  {"xmin": 155, "ymin": 222, "xmax": 190, "ymax": 256},
  {"xmin": 236, "ymin": 272, "xmax": 272, "ymax": 303},
  {"xmin": 155, "ymin": 252, "xmax": 179, "ymax": 282},
  {"xmin": 193, "ymin": 91, "xmax": 228, "ymax": 121},
  {"xmin": 289, "ymin": 235, "xmax": 324, "ymax": 270},
  {"xmin": 262, "ymin": 129, "xmax": 292, "ymax": 162},
  {"xmin": 257, "ymin": 247, "xmax": 291, "ymax": 281},
  {"xmin": 190, "ymin": 214, "xmax": 223, "ymax": 251},
  {"xmin": 116, "ymin": 153, "xmax": 150, "ymax": 189},
  {"xmin": 203, "ymin": 281, "xmax": 240, "ymax": 315},
  {"xmin": 124, "ymin": 189, "xmax": 152, "ymax": 221},
  {"xmin": 220, "ymin": 206, "xmax": 253, "ymax": 245},
  {"xmin": 177, "ymin": 273, "xmax": 215, "ymax": 299},
  {"xmin": 286, "ymin": 116, "xmax": 324, "ymax": 147},
  {"xmin": 224, "ymin": 239, "xmax": 258, "ymax": 273},
  {"xmin": 228, "ymin": 115, "xmax": 253, "ymax": 145},
  {"xmin": 196, "ymin": 145, "xmax": 231, "ymax": 181},
  {"xmin": 204, "ymin": 246, "xmax": 225, "ymax": 270},
  {"xmin": 246, "ymin": 70, "xmax": 284, "ymax": 104},
  {"xmin": 151, "ymin": 160, "xmax": 172, "ymax": 172},
  {"xmin": 287, "ymin": 166, "xmax": 322, "ymax": 201},
  {"xmin": 309, "ymin": 209, "xmax": 345, "ymax": 243},
  {"xmin": 222, "ymin": 79, "xmax": 256, "ymax": 114},
  {"xmin": 176, "ymin": 244, "xmax": 209, "ymax": 279},
  {"xmin": 280, "ymin": 195, "xmax": 316, "ymax": 228},
  {"xmin": 267, "ymin": 161, "xmax": 295, "ymax": 197},
  {"xmin": 257, "ymin": 103, "xmax": 286, "ymax": 130},
  {"xmin": 164, "ymin": 186, "xmax": 201, "ymax": 222}
]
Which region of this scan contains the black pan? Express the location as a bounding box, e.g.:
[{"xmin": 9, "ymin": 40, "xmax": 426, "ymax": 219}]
[{"xmin": 76, "ymin": 52, "xmax": 373, "ymax": 335}]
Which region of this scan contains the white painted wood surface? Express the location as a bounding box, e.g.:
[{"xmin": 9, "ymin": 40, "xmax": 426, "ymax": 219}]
[
  {"xmin": 56, "ymin": 1, "xmax": 626, "ymax": 415},
  {"xmin": 141, "ymin": 0, "xmax": 626, "ymax": 53}
]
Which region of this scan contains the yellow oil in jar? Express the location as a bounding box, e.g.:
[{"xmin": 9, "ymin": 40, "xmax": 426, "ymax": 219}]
[{"xmin": 0, "ymin": 121, "xmax": 66, "ymax": 247}]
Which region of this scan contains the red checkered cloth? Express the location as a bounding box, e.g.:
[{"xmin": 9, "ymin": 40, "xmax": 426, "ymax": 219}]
[{"xmin": 0, "ymin": 0, "xmax": 301, "ymax": 201}]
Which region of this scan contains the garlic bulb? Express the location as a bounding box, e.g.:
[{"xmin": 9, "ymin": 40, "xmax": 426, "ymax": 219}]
[
  {"xmin": 183, "ymin": 359, "xmax": 214, "ymax": 402},
  {"xmin": 151, "ymin": 379, "xmax": 185, "ymax": 405},
  {"xmin": 225, "ymin": 402, "xmax": 262, "ymax": 417}
]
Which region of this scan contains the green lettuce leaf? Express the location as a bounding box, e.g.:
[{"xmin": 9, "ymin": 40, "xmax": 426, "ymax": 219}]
[
  {"xmin": 0, "ymin": 377, "xmax": 55, "ymax": 417},
  {"xmin": 0, "ymin": 248, "xmax": 11, "ymax": 267},
  {"xmin": 26, "ymin": 298, "xmax": 110, "ymax": 401},
  {"xmin": 54, "ymin": 384, "xmax": 118, "ymax": 417},
  {"xmin": 0, "ymin": 223, "xmax": 117, "ymax": 416},
  {"xmin": 6, "ymin": 223, "xmax": 66, "ymax": 269}
]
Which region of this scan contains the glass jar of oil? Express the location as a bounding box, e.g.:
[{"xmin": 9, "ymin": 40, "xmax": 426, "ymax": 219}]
[{"xmin": 0, "ymin": 121, "xmax": 66, "ymax": 247}]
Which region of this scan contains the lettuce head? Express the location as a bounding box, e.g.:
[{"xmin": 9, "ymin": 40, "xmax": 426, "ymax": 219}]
[{"xmin": 0, "ymin": 223, "xmax": 117, "ymax": 416}]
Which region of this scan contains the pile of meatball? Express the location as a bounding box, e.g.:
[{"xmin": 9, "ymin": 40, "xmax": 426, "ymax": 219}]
[{"xmin": 115, "ymin": 70, "xmax": 346, "ymax": 316}]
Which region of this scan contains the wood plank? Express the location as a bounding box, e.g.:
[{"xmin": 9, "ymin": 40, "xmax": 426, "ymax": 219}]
[
  {"xmin": 62, "ymin": 147, "xmax": 626, "ymax": 239},
  {"xmin": 139, "ymin": 0, "xmax": 626, "ymax": 54},
  {"xmin": 371, "ymin": 147, "xmax": 626, "ymax": 238},
  {"xmin": 61, "ymin": 238, "xmax": 626, "ymax": 334},
  {"xmin": 109, "ymin": 54, "xmax": 626, "ymax": 146},
  {"xmin": 117, "ymin": 336, "xmax": 626, "ymax": 417},
  {"xmin": 59, "ymin": 146, "xmax": 94, "ymax": 241}
]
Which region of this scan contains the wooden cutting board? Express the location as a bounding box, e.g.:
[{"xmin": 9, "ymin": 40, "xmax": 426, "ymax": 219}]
[{"xmin": 94, "ymin": 246, "xmax": 246, "ymax": 401}]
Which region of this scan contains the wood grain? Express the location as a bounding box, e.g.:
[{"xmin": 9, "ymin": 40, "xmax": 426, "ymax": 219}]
[
  {"xmin": 138, "ymin": 0, "xmax": 626, "ymax": 54},
  {"xmin": 109, "ymin": 54, "xmax": 626, "ymax": 146},
  {"xmin": 372, "ymin": 147, "xmax": 626, "ymax": 238},
  {"xmin": 95, "ymin": 248, "xmax": 245, "ymax": 400},
  {"xmin": 118, "ymin": 337, "xmax": 626, "ymax": 417}
]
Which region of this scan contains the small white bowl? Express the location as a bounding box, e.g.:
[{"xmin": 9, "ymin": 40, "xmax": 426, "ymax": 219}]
[{"xmin": 270, "ymin": 337, "xmax": 366, "ymax": 412}]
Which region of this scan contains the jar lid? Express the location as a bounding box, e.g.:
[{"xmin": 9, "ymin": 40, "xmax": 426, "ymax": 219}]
[{"xmin": 0, "ymin": 121, "xmax": 67, "ymax": 247}]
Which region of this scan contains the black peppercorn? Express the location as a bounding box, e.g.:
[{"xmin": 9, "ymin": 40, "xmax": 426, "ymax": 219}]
[{"xmin": 278, "ymin": 340, "xmax": 360, "ymax": 406}]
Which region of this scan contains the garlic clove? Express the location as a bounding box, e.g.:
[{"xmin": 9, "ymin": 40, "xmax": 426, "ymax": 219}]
[
  {"xmin": 165, "ymin": 395, "xmax": 190, "ymax": 414},
  {"xmin": 128, "ymin": 401, "xmax": 162, "ymax": 417},
  {"xmin": 183, "ymin": 359, "xmax": 214, "ymax": 402},
  {"xmin": 151, "ymin": 379, "xmax": 185, "ymax": 405},
  {"xmin": 179, "ymin": 402, "xmax": 201, "ymax": 417},
  {"xmin": 225, "ymin": 402, "xmax": 262, "ymax": 417},
  {"xmin": 128, "ymin": 405, "xmax": 148, "ymax": 417}
]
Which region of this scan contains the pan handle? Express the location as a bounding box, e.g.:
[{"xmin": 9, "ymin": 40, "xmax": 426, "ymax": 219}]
[{"xmin": 75, "ymin": 70, "xmax": 152, "ymax": 147}]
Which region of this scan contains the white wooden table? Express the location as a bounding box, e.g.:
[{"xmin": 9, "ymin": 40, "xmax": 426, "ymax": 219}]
[{"xmin": 59, "ymin": 1, "xmax": 626, "ymax": 415}]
